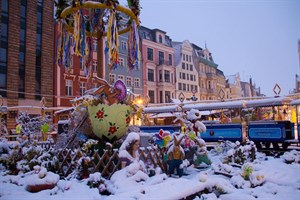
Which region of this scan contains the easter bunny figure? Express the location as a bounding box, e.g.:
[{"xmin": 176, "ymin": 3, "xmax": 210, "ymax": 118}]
[{"xmin": 167, "ymin": 133, "xmax": 185, "ymax": 177}]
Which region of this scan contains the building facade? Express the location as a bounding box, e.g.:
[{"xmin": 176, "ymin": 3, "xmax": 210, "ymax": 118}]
[
  {"xmin": 193, "ymin": 44, "xmax": 221, "ymax": 100},
  {"xmin": 54, "ymin": 30, "xmax": 99, "ymax": 109},
  {"xmin": 104, "ymin": 31, "xmax": 143, "ymax": 97},
  {"xmin": 225, "ymin": 73, "xmax": 243, "ymax": 99},
  {"xmin": 140, "ymin": 26, "xmax": 175, "ymax": 104},
  {"xmin": 0, "ymin": 0, "xmax": 54, "ymax": 130},
  {"xmin": 173, "ymin": 40, "xmax": 199, "ymax": 101}
]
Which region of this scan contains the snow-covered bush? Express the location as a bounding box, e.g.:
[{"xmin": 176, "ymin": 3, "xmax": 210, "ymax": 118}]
[
  {"xmin": 281, "ymin": 150, "xmax": 300, "ymax": 164},
  {"xmin": 223, "ymin": 141, "xmax": 256, "ymax": 165},
  {"xmin": 87, "ymin": 172, "xmax": 110, "ymax": 195},
  {"xmin": 0, "ymin": 144, "xmax": 23, "ymax": 174}
]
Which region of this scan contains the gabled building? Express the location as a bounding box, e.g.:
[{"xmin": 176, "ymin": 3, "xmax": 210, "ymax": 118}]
[
  {"xmin": 193, "ymin": 44, "xmax": 223, "ymax": 100},
  {"xmin": 172, "ymin": 40, "xmax": 199, "ymax": 101},
  {"xmin": 225, "ymin": 73, "xmax": 243, "ymax": 99},
  {"xmin": 240, "ymin": 81, "xmax": 252, "ymax": 97},
  {"xmin": 140, "ymin": 26, "xmax": 175, "ymax": 104}
]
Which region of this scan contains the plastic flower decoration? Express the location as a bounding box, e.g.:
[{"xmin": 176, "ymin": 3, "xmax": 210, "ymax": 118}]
[{"xmin": 154, "ymin": 129, "xmax": 171, "ymax": 148}]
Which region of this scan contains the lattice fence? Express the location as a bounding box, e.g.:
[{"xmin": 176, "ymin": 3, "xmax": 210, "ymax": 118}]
[{"xmin": 57, "ymin": 147, "xmax": 166, "ymax": 179}]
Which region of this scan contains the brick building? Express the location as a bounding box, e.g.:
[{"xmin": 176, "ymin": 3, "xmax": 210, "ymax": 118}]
[{"xmin": 0, "ymin": 0, "xmax": 54, "ymax": 130}]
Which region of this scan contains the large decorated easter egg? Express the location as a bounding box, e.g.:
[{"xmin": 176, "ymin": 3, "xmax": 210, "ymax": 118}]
[{"xmin": 88, "ymin": 103, "xmax": 132, "ymax": 141}]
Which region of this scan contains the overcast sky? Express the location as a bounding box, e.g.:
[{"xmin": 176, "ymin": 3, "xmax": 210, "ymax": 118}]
[{"xmin": 133, "ymin": 0, "xmax": 300, "ymax": 97}]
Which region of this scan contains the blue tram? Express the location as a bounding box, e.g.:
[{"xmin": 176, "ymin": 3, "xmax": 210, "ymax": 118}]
[{"xmin": 141, "ymin": 96, "xmax": 300, "ymax": 149}]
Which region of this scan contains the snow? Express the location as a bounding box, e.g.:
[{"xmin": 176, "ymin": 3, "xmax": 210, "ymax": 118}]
[{"xmin": 1, "ymin": 147, "xmax": 300, "ymax": 200}]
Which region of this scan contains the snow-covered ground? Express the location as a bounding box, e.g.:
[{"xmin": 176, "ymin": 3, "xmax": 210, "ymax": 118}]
[{"xmin": 1, "ymin": 147, "xmax": 299, "ymax": 200}]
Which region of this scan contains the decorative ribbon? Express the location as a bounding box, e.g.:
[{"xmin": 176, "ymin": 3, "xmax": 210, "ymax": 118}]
[
  {"xmin": 127, "ymin": 20, "xmax": 139, "ymax": 71},
  {"xmin": 107, "ymin": 10, "xmax": 119, "ymax": 70}
]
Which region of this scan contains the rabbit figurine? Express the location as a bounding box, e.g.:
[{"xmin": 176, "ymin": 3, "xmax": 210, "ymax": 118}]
[{"xmin": 167, "ymin": 133, "xmax": 185, "ymax": 177}]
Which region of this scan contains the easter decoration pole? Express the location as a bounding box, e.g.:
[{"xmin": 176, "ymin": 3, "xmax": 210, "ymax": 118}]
[{"xmin": 55, "ymin": 0, "xmax": 141, "ymax": 148}]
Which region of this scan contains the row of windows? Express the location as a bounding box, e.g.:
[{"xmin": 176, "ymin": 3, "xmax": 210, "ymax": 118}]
[
  {"xmin": 178, "ymin": 83, "xmax": 198, "ymax": 92},
  {"xmin": 158, "ymin": 70, "xmax": 173, "ymax": 83},
  {"xmin": 200, "ymin": 63, "xmax": 216, "ymax": 74},
  {"xmin": 146, "ymin": 48, "xmax": 172, "ymax": 65},
  {"xmin": 81, "ymin": 58, "xmax": 126, "ymax": 71},
  {"xmin": 182, "ymin": 62, "xmax": 193, "ymax": 71},
  {"xmin": 179, "ymin": 72, "xmax": 196, "ymax": 81},
  {"xmin": 109, "ymin": 74, "xmax": 140, "ymax": 88},
  {"xmin": 148, "ymin": 90, "xmax": 174, "ymax": 104},
  {"xmin": 92, "ymin": 40, "xmax": 127, "ymax": 52},
  {"xmin": 200, "ymin": 80, "xmax": 216, "ymax": 89},
  {"xmin": 182, "ymin": 53, "xmax": 192, "ymax": 63},
  {"xmin": 66, "ymin": 80, "xmax": 102, "ymax": 96}
]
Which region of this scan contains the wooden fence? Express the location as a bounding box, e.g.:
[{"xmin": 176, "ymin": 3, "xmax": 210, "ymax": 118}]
[{"xmin": 57, "ymin": 147, "xmax": 166, "ymax": 179}]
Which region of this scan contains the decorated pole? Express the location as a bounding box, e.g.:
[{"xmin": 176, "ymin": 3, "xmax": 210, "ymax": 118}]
[{"xmin": 56, "ymin": 0, "xmax": 141, "ymax": 79}]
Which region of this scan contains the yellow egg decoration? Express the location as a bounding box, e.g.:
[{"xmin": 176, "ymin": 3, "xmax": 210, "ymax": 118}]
[{"xmin": 88, "ymin": 103, "xmax": 132, "ymax": 141}]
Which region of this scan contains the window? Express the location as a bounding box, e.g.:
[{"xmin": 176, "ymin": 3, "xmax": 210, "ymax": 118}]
[
  {"xmin": 35, "ymin": 0, "xmax": 43, "ymax": 100},
  {"xmin": 118, "ymin": 75, "xmax": 124, "ymax": 82},
  {"xmin": 80, "ymin": 58, "xmax": 84, "ymax": 70},
  {"xmin": 178, "ymin": 83, "xmax": 182, "ymax": 90},
  {"xmin": 80, "ymin": 82, "xmax": 86, "ymax": 96},
  {"xmin": 208, "ymin": 81, "xmax": 211, "ymax": 89},
  {"xmin": 121, "ymin": 41, "xmax": 127, "ymax": 49},
  {"xmin": 165, "ymin": 91, "xmax": 171, "ymax": 103},
  {"xmin": 168, "ymin": 54, "xmax": 172, "ymax": 65},
  {"xmin": 159, "ymin": 70, "xmax": 162, "ymax": 82},
  {"xmin": 0, "ymin": 0, "xmax": 8, "ymax": 97},
  {"xmin": 159, "ymin": 51, "xmax": 164, "ymax": 65},
  {"xmin": 183, "ymin": 83, "xmax": 186, "ymax": 91},
  {"xmin": 164, "ymin": 70, "xmax": 170, "ymax": 83},
  {"xmin": 182, "ymin": 73, "xmax": 186, "ymax": 80},
  {"xmin": 93, "ymin": 61, "xmax": 97, "ymax": 72},
  {"xmin": 159, "ymin": 35, "xmax": 162, "ymax": 43},
  {"xmin": 92, "ymin": 42, "xmax": 97, "ymax": 51},
  {"xmin": 65, "ymin": 80, "xmax": 73, "ymax": 96},
  {"xmin": 187, "ymin": 84, "xmax": 189, "ymax": 91},
  {"xmin": 190, "ymin": 74, "xmax": 193, "ymax": 81},
  {"xmin": 148, "ymin": 90, "xmax": 155, "ymax": 103},
  {"xmin": 126, "ymin": 76, "xmax": 132, "ymax": 86},
  {"xmin": 190, "ymin": 64, "xmax": 193, "ymax": 71},
  {"xmin": 182, "ymin": 54, "xmax": 185, "ymax": 61},
  {"xmin": 182, "ymin": 63, "xmax": 185, "ymax": 70},
  {"xmin": 148, "ymin": 69, "xmax": 154, "ymax": 82},
  {"xmin": 147, "ymin": 48, "xmax": 153, "ymax": 61},
  {"xmin": 109, "ymin": 73, "xmax": 115, "ymax": 84},
  {"xmin": 134, "ymin": 78, "xmax": 140, "ymax": 88},
  {"xmin": 187, "ymin": 74, "xmax": 189, "ymax": 80},
  {"xmin": 160, "ymin": 91, "xmax": 163, "ymax": 103},
  {"xmin": 119, "ymin": 57, "xmax": 125, "ymax": 67},
  {"xmin": 19, "ymin": 0, "xmax": 27, "ymax": 98}
]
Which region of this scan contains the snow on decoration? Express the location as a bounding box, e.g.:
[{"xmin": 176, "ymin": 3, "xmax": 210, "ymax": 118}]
[
  {"xmin": 25, "ymin": 166, "xmax": 59, "ymax": 193},
  {"xmin": 15, "ymin": 112, "xmax": 52, "ymax": 142}
]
